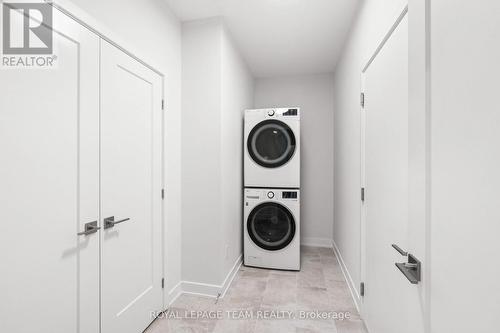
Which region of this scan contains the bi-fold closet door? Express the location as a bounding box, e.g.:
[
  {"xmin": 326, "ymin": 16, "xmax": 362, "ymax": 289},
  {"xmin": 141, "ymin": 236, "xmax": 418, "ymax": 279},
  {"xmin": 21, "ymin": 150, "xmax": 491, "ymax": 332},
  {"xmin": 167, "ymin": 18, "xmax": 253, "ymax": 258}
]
[
  {"xmin": 0, "ymin": 8, "xmax": 163, "ymax": 333},
  {"xmin": 100, "ymin": 40, "xmax": 163, "ymax": 333}
]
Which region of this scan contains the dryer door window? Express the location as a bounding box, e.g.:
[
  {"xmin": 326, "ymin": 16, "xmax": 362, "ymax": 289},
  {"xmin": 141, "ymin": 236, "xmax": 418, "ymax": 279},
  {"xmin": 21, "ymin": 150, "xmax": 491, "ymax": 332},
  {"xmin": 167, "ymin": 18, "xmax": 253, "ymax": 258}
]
[
  {"xmin": 247, "ymin": 202, "xmax": 296, "ymax": 251},
  {"xmin": 247, "ymin": 120, "xmax": 296, "ymax": 168}
]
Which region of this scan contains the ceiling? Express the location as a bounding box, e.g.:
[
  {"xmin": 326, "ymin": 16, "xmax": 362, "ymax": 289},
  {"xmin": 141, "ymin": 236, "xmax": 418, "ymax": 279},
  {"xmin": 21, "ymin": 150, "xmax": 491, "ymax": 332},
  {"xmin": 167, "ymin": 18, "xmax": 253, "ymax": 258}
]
[{"xmin": 164, "ymin": 0, "xmax": 361, "ymax": 77}]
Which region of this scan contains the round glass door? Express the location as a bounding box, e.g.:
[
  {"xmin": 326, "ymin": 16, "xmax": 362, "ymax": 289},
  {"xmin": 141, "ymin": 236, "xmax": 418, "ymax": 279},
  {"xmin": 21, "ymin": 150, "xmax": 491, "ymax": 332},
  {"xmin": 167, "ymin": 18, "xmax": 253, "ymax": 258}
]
[
  {"xmin": 247, "ymin": 202, "xmax": 296, "ymax": 251},
  {"xmin": 247, "ymin": 120, "xmax": 296, "ymax": 168}
]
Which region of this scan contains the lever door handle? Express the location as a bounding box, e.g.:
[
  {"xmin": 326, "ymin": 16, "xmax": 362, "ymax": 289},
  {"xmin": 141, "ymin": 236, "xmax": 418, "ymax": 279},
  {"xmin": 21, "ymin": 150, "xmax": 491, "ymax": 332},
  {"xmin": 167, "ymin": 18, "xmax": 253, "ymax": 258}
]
[
  {"xmin": 104, "ymin": 216, "xmax": 131, "ymax": 229},
  {"xmin": 77, "ymin": 221, "xmax": 100, "ymax": 236},
  {"xmin": 395, "ymin": 253, "xmax": 422, "ymax": 284},
  {"xmin": 391, "ymin": 244, "xmax": 408, "ymax": 256}
]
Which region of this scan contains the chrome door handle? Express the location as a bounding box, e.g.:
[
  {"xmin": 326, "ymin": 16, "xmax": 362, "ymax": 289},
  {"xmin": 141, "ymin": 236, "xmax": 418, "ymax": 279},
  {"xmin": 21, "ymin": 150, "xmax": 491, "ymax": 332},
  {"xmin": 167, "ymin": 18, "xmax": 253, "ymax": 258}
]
[
  {"xmin": 395, "ymin": 253, "xmax": 422, "ymax": 284},
  {"xmin": 77, "ymin": 221, "xmax": 100, "ymax": 236},
  {"xmin": 391, "ymin": 244, "xmax": 408, "ymax": 256},
  {"xmin": 104, "ymin": 216, "xmax": 131, "ymax": 229},
  {"xmin": 392, "ymin": 244, "xmax": 422, "ymax": 284}
]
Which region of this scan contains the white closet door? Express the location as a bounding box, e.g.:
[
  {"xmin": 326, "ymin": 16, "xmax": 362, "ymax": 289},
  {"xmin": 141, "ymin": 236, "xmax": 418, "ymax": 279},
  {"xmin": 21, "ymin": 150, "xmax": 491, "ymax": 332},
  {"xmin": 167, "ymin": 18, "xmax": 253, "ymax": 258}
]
[
  {"xmin": 0, "ymin": 9, "xmax": 100, "ymax": 333},
  {"xmin": 100, "ymin": 40, "xmax": 163, "ymax": 333},
  {"xmin": 362, "ymin": 13, "xmax": 424, "ymax": 333}
]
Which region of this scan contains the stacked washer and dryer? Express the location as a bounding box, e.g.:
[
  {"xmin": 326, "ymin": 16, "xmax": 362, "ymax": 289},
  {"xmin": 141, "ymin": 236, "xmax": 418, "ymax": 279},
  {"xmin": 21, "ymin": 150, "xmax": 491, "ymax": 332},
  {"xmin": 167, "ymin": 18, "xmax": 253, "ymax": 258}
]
[{"xmin": 243, "ymin": 108, "xmax": 301, "ymax": 271}]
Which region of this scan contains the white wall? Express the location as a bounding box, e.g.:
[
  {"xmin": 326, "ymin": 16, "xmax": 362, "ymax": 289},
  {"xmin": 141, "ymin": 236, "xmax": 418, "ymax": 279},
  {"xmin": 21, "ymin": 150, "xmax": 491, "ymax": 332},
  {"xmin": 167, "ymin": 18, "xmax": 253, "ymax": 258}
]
[
  {"xmin": 70, "ymin": 0, "xmax": 183, "ymax": 304},
  {"xmin": 220, "ymin": 29, "xmax": 255, "ymax": 276},
  {"xmin": 429, "ymin": 1, "xmax": 500, "ymax": 332},
  {"xmin": 332, "ymin": 0, "xmax": 407, "ymax": 298},
  {"xmin": 182, "ymin": 18, "xmax": 254, "ymax": 288},
  {"xmin": 254, "ymin": 74, "xmax": 335, "ymax": 247},
  {"xmin": 182, "ymin": 18, "xmax": 224, "ymax": 286}
]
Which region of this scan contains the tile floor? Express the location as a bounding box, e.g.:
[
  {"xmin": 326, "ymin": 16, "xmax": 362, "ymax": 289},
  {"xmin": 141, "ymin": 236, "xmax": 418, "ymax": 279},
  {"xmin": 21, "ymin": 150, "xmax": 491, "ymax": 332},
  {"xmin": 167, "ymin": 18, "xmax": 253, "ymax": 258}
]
[{"xmin": 146, "ymin": 246, "xmax": 368, "ymax": 333}]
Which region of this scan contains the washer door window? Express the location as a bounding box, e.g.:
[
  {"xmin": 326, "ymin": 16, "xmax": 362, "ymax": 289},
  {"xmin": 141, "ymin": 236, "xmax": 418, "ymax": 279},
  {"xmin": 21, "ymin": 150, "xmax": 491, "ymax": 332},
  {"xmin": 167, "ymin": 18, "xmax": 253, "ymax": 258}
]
[
  {"xmin": 247, "ymin": 202, "xmax": 296, "ymax": 251},
  {"xmin": 248, "ymin": 120, "xmax": 296, "ymax": 168}
]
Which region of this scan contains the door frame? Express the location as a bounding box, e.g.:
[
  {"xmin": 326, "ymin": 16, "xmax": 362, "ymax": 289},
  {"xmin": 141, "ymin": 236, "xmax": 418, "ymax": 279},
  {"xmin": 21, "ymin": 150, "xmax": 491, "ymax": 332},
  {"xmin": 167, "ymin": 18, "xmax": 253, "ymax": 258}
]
[
  {"xmin": 360, "ymin": 2, "xmax": 431, "ymax": 332},
  {"xmin": 48, "ymin": 0, "xmax": 168, "ymax": 310}
]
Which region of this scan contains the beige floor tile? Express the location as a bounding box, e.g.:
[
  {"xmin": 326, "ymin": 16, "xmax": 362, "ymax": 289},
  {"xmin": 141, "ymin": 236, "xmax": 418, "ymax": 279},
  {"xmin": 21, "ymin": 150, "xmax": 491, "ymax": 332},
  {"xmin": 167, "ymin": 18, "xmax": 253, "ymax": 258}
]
[
  {"xmin": 301, "ymin": 258, "xmax": 323, "ymax": 271},
  {"xmin": 335, "ymin": 319, "xmax": 368, "ymax": 333},
  {"xmin": 230, "ymin": 276, "xmax": 267, "ymax": 297},
  {"xmin": 224, "ymin": 278, "xmax": 264, "ymax": 310},
  {"xmin": 212, "ymin": 319, "xmax": 256, "ymax": 333},
  {"xmin": 269, "ymin": 268, "xmax": 301, "ymax": 277},
  {"xmin": 324, "ymin": 268, "xmax": 347, "ymax": 283},
  {"xmin": 317, "ymin": 247, "xmax": 335, "ymax": 256},
  {"xmin": 148, "ymin": 316, "xmax": 218, "ymax": 333},
  {"xmin": 145, "ymin": 246, "xmax": 367, "ymax": 333},
  {"xmin": 195, "ymin": 296, "xmax": 224, "ymax": 311},
  {"xmin": 224, "ymin": 295, "xmax": 262, "ymax": 311},
  {"xmin": 261, "ymin": 287, "xmax": 298, "ymax": 310},
  {"xmin": 172, "ymin": 294, "xmax": 211, "ymax": 310},
  {"xmin": 302, "ymin": 253, "xmax": 323, "ymax": 264},
  {"xmin": 253, "ymin": 319, "xmax": 299, "ymax": 333},
  {"xmin": 294, "ymin": 319, "xmax": 338, "ymax": 333},
  {"xmin": 267, "ymin": 273, "xmax": 297, "ymax": 290},
  {"xmin": 301, "ymin": 245, "xmax": 321, "ymax": 254},
  {"xmin": 297, "ymin": 267, "xmax": 327, "ymax": 289},
  {"xmin": 239, "ymin": 267, "xmax": 271, "ymax": 280},
  {"xmin": 320, "ymin": 256, "xmax": 338, "ymax": 266},
  {"xmin": 296, "ymin": 287, "xmax": 331, "ymax": 311},
  {"xmin": 326, "ymin": 284, "xmax": 352, "ymax": 300},
  {"xmin": 253, "ymin": 318, "xmax": 338, "ymax": 333}
]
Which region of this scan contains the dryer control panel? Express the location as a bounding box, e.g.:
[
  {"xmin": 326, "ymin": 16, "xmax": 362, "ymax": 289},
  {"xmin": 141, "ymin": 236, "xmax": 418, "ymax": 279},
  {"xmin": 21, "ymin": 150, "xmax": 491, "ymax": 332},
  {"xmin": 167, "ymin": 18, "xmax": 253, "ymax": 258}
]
[{"xmin": 245, "ymin": 107, "xmax": 300, "ymax": 121}]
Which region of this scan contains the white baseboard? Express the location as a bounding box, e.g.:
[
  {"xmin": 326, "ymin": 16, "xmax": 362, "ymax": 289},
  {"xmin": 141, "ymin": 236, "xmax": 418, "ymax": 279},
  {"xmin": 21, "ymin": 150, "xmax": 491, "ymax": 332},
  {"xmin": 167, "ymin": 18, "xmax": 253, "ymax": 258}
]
[
  {"xmin": 220, "ymin": 254, "xmax": 243, "ymax": 298},
  {"xmin": 166, "ymin": 281, "xmax": 183, "ymax": 307},
  {"xmin": 302, "ymin": 237, "xmax": 334, "ymax": 248},
  {"xmin": 332, "ymin": 240, "xmax": 362, "ymax": 312},
  {"xmin": 170, "ymin": 255, "xmax": 242, "ymax": 301},
  {"xmin": 181, "ymin": 280, "xmax": 222, "ymax": 298}
]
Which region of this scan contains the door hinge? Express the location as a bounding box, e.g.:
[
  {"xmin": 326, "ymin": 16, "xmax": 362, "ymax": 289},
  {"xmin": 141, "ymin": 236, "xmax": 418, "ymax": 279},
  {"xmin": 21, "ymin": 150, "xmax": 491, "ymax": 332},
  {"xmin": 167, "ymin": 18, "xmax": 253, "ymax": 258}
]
[
  {"xmin": 161, "ymin": 99, "xmax": 165, "ymax": 110},
  {"xmin": 161, "ymin": 188, "xmax": 165, "ymax": 200},
  {"xmin": 161, "ymin": 278, "xmax": 165, "ymax": 289},
  {"xmin": 360, "ymin": 92, "xmax": 365, "ymax": 108},
  {"xmin": 360, "ymin": 282, "xmax": 365, "ymax": 297},
  {"xmin": 361, "ymin": 187, "xmax": 365, "ymax": 202}
]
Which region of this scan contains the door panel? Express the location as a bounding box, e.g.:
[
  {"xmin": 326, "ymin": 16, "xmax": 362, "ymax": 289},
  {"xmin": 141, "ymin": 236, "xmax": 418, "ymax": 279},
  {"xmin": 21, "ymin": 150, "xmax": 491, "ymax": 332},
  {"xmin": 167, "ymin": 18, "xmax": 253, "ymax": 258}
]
[
  {"xmin": 0, "ymin": 9, "xmax": 99, "ymax": 333},
  {"xmin": 363, "ymin": 13, "xmax": 419, "ymax": 333},
  {"xmin": 100, "ymin": 40, "xmax": 163, "ymax": 333}
]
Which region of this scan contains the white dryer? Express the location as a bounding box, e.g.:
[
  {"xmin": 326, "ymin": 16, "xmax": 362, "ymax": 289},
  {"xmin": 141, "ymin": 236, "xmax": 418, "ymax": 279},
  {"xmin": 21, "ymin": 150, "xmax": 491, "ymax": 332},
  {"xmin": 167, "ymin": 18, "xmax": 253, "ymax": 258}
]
[
  {"xmin": 243, "ymin": 188, "xmax": 300, "ymax": 271},
  {"xmin": 244, "ymin": 108, "xmax": 300, "ymax": 188}
]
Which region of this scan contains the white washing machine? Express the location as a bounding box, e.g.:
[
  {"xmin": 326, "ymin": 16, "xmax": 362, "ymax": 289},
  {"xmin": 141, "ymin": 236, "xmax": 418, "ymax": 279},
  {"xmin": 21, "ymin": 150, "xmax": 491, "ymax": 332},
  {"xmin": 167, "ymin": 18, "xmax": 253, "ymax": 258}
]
[
  {"xmin": 243, "ymin": 188, "xmax": 300, "ymax": 271},
  {"xmin": 244, "ymin": 108, "xmax": 300, "ymax": 188}
]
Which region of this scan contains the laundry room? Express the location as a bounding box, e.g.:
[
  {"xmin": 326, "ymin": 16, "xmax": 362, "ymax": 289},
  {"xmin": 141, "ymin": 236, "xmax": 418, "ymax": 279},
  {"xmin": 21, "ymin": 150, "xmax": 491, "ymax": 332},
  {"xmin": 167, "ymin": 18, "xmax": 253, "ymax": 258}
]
[{"xmin": 1, "ymin": 1, "xmax": 499, "ymax": 333}]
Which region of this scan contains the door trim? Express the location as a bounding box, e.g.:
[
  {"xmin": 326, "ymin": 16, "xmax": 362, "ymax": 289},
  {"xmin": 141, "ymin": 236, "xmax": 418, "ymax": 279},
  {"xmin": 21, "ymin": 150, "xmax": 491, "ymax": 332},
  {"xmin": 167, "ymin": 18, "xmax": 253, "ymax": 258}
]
[
  {"xmin": 362, "ymin": 7, "xmax": 409, "ymax": 73},
  {"xmin": 407, "ymin": 0, "xmax": 432, "ymax": 332},
  {"xmin": 48, "ymin": 0, "xmax": 164, "ymax": 76}
]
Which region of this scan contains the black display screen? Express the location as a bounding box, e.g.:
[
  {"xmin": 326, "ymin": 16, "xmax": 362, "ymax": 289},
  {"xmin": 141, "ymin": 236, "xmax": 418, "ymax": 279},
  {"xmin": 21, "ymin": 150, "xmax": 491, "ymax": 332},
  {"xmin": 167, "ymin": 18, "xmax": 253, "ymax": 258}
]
[{"xmin": 282, "ymin": 191, "xmax": 298, "ymax": 199}]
